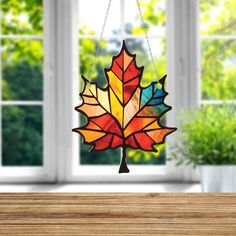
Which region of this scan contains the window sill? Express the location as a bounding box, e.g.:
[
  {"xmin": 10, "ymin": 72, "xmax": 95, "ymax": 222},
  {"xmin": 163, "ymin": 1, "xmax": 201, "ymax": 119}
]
[{"xmin": 0, "ymin": 183, "xmax": 201, "ymax": 192}]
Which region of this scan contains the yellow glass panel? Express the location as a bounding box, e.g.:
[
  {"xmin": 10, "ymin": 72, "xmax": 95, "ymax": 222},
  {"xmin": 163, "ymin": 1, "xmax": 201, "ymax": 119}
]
[
  {"xmin": 144, "ymin": 121, "xmax": 161, "ymax": 131},
  {"xmin": 110, "ymin": 88, "xmax": 123, "ymax": 126},
  {"xmin": 107, "ymin": 70, "xmax": 123, "ymax": 103}
]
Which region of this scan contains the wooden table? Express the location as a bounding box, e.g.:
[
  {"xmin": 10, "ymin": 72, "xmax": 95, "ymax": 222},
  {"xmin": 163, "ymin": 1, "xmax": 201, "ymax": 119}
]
[{"xmin": 0, "ymin": 193, "xmax": 236, "ymax": 235}]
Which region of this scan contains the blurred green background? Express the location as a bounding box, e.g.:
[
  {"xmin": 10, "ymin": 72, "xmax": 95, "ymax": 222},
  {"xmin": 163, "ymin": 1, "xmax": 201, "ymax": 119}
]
[
  {"xmin": 1, "ymin": 0, "xmax": 43, "ymax": 166},
  {"xmin": 1, "ymin": 0, "xmax": 236, "ymax": 166}
]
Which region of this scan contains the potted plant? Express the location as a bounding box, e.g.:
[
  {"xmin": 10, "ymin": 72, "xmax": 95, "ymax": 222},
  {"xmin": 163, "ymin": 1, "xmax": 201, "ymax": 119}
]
[{"xmin": 170, "ymin": 105, "xmax": 236, "ymax": 192}]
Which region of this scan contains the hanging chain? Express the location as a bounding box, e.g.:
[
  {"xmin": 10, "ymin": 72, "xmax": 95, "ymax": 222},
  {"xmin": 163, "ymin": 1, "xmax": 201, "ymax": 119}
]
[
  {"xmin": 136, "ymin": 0, "xmax": 159, "ymax": 83},
  {"xmin": 88, "ymin": 0, "xmax": 112, "ymax": 83},
  {"xmin": 88, "ymin": 0, "xmax": 159, "ymax": 84}
]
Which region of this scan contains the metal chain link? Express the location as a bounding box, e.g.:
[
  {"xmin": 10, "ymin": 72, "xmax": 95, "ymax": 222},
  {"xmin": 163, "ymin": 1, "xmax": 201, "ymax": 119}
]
[
  {"xmin": 136, "ymin": 0, "xmax": 159, "ymax": 83},
  {"xmin": 88, "ymin": 0, "xmax": 112, "ymax": 83},
  {"xmin": 88, "ymin": 0, "xmax": 159, "ymax": 84}
]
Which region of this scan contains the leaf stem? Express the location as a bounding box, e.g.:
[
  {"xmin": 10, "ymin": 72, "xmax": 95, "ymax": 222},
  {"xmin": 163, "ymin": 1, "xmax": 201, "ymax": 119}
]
[{"xmin": 118, "ymin": 146, "xmax": 130, "ymax": 173}]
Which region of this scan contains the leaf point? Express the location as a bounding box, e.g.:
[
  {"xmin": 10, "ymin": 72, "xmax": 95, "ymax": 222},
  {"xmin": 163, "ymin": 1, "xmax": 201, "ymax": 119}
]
[
  {"xmin": 122, "ymin": 40, "xmax": 128, "ymax": 51},
  {"xmin": 81, "ymin": 75, "xmax": 89, "ymax": 83},
  {"xmin": 159, "ymin": 74, "xmax": 167, "ymax": 84}
]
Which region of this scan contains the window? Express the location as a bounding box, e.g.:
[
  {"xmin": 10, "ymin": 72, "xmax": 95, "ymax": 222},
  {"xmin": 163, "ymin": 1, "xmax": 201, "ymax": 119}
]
[
  {"xmin": 200, "ymin": 0, "xmax": 236, "ymax": 106},
  {"xmin": 0, "ymin": 0, "xmax": 56, "ymax": 182},
  {"xmin": 0, "ymin": 0, "xmax": 202, "ymax": 182},
  {"xmin": 1, "ymin": 0, "xmax": 43, "ymax": 166},
  {"xmin": 65, "ymin": 0, "xmax": 183, "ymax": 182}
]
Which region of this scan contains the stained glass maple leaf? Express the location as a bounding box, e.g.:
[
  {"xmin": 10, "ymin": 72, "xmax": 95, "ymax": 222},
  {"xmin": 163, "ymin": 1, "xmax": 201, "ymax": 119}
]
[{"xmin": 73, "ymin": 41, "xmax": 177, "ymax": 173}]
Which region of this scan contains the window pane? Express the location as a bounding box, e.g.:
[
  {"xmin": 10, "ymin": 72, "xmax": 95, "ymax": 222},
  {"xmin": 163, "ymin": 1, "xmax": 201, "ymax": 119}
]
[
  {"xmin": 1, "ymin": 0, "xmax": 43, "ymax": 35},
  {"xmin": 78, "ymin": 0, "xmax": 121, "ymax": 36},
  {"xmin": 200, "ymin": 0, "xmax": 236, "ymax": 35},
  {"xmin": 2, "ymin": 39, "xmax": 43, "ymax": 101},
  {"xmin": 127, "ymin": 145, "xmax": 165, "ymax": 165},
  {"xmin": 2, "ymin": 106, "xmax": 43, "ymax": 166},
  {"xmin": 201, "ymin": 39, "xmax": 236, "ymax": 100},
  {"xmin": 125, "ymin": 0, "xmax": 166, "ymax": 36},
  {"xmin": 78, "ymin": 38, "xmax": 167, "ymax": 165}
]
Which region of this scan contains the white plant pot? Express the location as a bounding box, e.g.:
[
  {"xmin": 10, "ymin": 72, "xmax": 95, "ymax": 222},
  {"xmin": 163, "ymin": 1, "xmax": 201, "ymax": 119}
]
[{"xmin": 198, "ymin": 165, "xmax": 236, "ymax": 192}]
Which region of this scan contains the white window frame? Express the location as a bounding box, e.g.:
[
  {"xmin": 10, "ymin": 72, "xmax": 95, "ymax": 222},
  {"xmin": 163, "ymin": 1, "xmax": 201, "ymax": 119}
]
[
  {"xmin": 0, "ymin": 0, "xmax": 57, "ymax": 182},
  {"xmin": 0, "ymin": 0, "xmax": 200, "ymax": 183},
  {"xmin": 166, "ymin": 0, "xmax": 200, "ymax": 182},
  {"xmin": 57, "ymin": 0, "xmax": 199, "ymax": 183}
]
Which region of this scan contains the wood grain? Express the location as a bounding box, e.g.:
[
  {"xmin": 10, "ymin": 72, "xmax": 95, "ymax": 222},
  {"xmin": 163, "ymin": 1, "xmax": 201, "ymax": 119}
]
[{"xmin": 0, "ymin": 193, "xmax": 236, "ymax": 235}]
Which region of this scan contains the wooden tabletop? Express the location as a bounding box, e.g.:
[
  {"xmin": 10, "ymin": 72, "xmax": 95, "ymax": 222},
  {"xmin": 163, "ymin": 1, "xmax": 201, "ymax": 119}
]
[{"xmin": 0, "ymin": 193, "xmax": 236, "ymax": 235}]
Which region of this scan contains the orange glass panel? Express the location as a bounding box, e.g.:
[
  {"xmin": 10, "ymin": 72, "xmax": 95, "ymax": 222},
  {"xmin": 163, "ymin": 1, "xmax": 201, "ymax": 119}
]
[
  {"xmin": 124, "ymin": 117, "xmax": 156, "ymax": 137},
  {"xmin": 79, "ymin": 130, "xmax": 105, "ymax": 143}
]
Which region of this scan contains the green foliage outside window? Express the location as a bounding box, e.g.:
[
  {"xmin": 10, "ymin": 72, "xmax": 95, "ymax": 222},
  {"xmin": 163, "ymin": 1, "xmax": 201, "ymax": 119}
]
[
  {"xmin": 1, "ymin": 0, "xmax": 43, "ymax": 166},
  {"xmin": 169, "ymin": 105, "xmax": 236, "ymax": 167},
  {"xmin": 1, "ymin": 0, "xmax": 236, "ymax": 165},
  {"xmin": 200, "ymin": 0, "xmax": 236, "ymax": 100}
]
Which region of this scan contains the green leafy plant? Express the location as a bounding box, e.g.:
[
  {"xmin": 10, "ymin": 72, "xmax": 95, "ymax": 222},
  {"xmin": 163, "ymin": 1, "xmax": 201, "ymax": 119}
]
[{"xmin": 170, "ymin": 105, "xmax": 236, "ymax": 167}]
